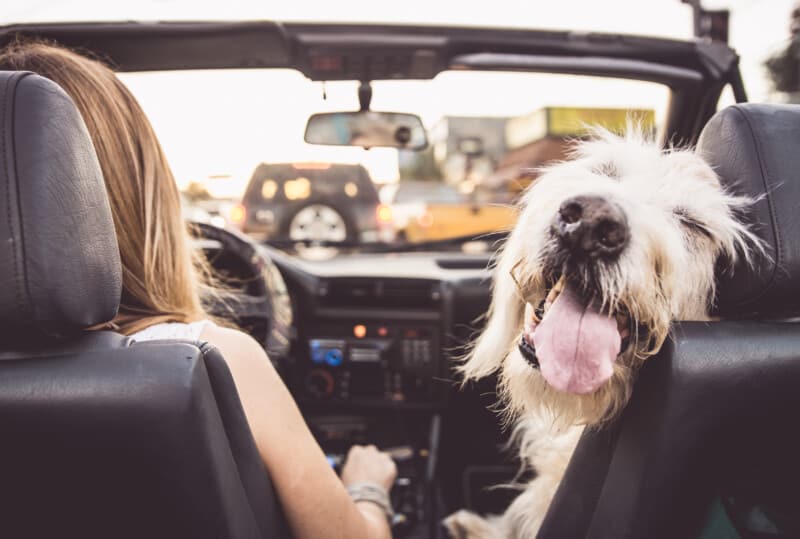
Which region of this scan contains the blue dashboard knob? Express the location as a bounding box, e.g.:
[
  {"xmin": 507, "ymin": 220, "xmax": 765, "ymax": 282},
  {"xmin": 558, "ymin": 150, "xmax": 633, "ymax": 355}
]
[{"xmin": 325, "ymin": 348, "xmax": 344, "ymax": 367}]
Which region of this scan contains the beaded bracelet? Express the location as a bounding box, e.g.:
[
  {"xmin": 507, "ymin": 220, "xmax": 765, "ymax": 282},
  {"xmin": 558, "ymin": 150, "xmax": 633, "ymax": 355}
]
[{"xmin": 345, "ymin": 481, "xmax": 395, "ymax": 523}]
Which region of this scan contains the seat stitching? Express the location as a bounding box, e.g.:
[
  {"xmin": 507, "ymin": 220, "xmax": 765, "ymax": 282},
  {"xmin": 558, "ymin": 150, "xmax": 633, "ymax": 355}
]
[
  {"xmin": 730, "ymin": 106, "xmax": 783, "ymax": 305},
  {"xmin": 11, "ymin": 74, "xmax": 36, "ymax": 325},
  {"xmin": 1, "ymin": 73, "xmax": 26, "ymax": 316}
]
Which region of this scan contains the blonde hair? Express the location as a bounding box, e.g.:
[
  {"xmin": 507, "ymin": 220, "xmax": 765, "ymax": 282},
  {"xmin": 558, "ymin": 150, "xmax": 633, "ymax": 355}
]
[{"xmin": 0, "ymin": 40, "xmax": 213, "ymax": 335}]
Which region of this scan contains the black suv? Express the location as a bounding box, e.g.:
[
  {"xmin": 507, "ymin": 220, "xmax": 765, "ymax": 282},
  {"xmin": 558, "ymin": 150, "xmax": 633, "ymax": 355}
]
[{"xmin": 235, "ymin": 162, "xmax": 392, "ymax": 243}]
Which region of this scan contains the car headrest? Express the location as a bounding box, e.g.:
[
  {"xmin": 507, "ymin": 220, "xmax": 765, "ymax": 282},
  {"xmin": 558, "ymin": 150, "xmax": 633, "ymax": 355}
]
[
  {"xmin": 698, "ymin": 103, "xmax": 800, "ymax": 318},
  {"xmin": 0, "ymin": 71, "xmax": 121, "ymax": 341}
]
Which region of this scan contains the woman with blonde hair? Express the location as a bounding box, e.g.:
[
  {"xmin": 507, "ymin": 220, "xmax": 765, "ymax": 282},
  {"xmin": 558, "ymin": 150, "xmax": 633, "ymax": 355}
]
[{"xmin": 0, "ymin": 40, "xmax": 396, "ymax": 539}]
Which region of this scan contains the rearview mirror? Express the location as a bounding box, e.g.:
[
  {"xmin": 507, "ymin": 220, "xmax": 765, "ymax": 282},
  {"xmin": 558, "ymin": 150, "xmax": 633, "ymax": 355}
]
[{"xmin": 305, "ymin": 111, "xmax": 428, "ymax": 150}]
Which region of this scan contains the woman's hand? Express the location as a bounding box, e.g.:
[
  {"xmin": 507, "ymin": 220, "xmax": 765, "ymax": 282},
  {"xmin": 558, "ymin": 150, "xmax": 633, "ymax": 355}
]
[{"xmin": 341, "ymin": 444, "xmax": 397, "ymax": 491}]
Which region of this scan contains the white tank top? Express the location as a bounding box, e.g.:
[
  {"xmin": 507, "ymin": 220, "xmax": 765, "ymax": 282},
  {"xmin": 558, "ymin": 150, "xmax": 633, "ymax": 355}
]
[{"xmin": 131, "ymin": 319, "xmax": 211, "ymax": 342}]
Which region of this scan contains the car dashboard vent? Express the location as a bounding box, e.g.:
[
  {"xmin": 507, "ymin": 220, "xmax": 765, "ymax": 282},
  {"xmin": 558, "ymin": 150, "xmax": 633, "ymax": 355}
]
[{"xmin": 320, "ymin": 278, "xmax": 441, "ymax": 309}]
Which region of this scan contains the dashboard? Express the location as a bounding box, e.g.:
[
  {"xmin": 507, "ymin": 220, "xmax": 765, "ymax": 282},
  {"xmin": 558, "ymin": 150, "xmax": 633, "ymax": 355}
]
[
  {"xmin": 271, "ymin": 250, "xmax": 498, "ymax": 406},
  {"xmin": 197, "ymin": 225, "xmax": 505, "ymax": 538}
]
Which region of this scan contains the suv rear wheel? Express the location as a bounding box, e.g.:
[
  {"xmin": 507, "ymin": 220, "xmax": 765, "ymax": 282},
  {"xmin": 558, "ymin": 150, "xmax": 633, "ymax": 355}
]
[{"xmin": 287, "ymin": 203, "xmax": 348, "ymax": 242}]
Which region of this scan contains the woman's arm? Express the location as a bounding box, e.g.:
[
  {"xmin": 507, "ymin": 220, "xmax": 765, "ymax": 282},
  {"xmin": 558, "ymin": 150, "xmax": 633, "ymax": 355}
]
[{"xmin": 201, "ymin": 324, "xmax": 395, "ymax": 539}]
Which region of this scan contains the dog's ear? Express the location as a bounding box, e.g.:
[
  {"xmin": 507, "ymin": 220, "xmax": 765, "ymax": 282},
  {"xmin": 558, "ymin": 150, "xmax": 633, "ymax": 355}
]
[{"xmin": 459, "ymin": 230, "xmax": 526, "ymax": 382}]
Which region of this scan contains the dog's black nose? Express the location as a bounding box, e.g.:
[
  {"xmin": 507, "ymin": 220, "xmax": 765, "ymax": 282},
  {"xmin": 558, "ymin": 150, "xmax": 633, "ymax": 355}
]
[{"xmin": 555, "ymin": 195, "xmax": 629, "ymax": 257}]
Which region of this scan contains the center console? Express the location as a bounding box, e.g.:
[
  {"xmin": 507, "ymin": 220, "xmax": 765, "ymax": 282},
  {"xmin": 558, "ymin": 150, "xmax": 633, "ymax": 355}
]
[
  {"xmin": 296, "ymin": 277, "xmax": 445, "ymax": 406},
  {"xmin": 287, "ymin": 276, "xmax": 450, "ymax": 538}
]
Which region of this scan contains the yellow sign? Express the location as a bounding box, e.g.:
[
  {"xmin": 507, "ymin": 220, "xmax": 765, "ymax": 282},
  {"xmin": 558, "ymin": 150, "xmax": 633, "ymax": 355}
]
[
  {"xmin": 549, "ymin": 107, "xmax": 655, "ymax": 136},
  {"xmin": 506, "ymin": 107, "xmax": 656, "ymax": 149}
]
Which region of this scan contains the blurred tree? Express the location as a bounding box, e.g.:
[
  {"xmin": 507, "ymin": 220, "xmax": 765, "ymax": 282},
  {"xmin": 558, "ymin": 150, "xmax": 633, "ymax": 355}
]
[
  {"xmin": 765, "ymin": 3, "xmax": 800, "ymax": 102},
  {"xmin": 398, "ymin": 147, "xmax": 443, "ymax": 182}
]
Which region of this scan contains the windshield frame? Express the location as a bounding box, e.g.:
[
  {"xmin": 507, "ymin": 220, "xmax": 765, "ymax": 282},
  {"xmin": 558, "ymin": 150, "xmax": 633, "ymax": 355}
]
[{"xmin": 0, "ymin": 21, "xmax": 744, "ymax": 144}]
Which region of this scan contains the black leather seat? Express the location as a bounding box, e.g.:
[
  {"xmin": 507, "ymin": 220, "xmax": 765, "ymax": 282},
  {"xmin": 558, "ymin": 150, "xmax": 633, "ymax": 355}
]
[
  {"xmin": 0, "ymin": 71, "xmax": 288, "ymax": 538},
  {"xmin": 538, "ymin": 104, "xmax": 800, "ymax": 539}
]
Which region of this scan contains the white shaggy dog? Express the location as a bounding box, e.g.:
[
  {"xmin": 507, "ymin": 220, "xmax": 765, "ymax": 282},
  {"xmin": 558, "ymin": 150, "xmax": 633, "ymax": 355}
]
[{"xmin": 445, "ymin": 130, "xmax": 756, "ymax": 538}]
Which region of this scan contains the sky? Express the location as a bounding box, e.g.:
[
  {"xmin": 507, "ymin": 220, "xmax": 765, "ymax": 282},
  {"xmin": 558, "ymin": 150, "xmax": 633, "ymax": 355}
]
[{"xmin": 1, "ymin": 0, "xmax": 796, "ymax": 196}]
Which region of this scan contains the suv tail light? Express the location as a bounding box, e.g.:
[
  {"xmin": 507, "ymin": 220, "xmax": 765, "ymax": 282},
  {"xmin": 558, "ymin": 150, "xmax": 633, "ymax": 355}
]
[
  {"xmin": 230, "ymin": 203, "xmax": 246, "ymax": 227},
  {"xmin": 291, "ymin": 162, "xmax": 331, "ymax": 170},
  {"xmin": 376, "ymin": 204, "xmax": 393, "ymax": 224}
]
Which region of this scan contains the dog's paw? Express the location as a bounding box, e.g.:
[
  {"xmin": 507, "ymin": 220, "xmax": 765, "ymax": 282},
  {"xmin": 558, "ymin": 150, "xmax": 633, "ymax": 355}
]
[{"xmin": 443, "ymin": 510, "xmax": 498, "ymax": 539}]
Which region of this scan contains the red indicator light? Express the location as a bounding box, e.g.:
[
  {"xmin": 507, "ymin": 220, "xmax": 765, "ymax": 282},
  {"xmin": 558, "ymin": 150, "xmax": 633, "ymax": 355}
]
[
  {"xmin": 311, "ymin": 56, "xmax": 343, "ymax": 71},
  {"xmin": 377, "ymin": 326, "xmax": 388, "ymax": 337}
]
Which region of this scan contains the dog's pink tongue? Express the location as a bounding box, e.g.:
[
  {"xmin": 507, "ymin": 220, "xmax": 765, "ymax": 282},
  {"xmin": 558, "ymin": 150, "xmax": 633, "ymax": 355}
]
[{"xmin": 532, "ymin": 283, "xmax": 621, "ymax": 394}]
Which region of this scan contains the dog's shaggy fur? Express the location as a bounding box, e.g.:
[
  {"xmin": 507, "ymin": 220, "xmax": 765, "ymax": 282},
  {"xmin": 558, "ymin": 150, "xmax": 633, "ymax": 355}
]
[{"xmin": 445, "ymin": 130, "xmax": 756, "ymax": 538}]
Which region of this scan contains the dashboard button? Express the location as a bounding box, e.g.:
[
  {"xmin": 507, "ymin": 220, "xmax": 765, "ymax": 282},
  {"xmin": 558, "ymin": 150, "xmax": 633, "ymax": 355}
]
[{"xmin": 310, "ymin": 346, "xmax": 326, "ymax": 364}]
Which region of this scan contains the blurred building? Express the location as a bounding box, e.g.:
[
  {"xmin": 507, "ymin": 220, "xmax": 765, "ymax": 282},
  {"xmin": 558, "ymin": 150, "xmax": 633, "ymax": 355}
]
[
  {"xmin": 491, "ymin": 106, "xmax": 656, "ymax": 194},
  {"xmin": 399, "ymin": 108, "xmax": 655, "ymax": 203},
  {"xmin": 401, "ymin": 116, "xmax": 510, "ymax": 184}
]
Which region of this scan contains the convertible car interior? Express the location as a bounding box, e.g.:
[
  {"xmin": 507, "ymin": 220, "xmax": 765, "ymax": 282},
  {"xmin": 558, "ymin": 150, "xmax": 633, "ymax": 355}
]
[{"xmin": 0, "ymin": 17, "xmax": 798, "ymax": 539}]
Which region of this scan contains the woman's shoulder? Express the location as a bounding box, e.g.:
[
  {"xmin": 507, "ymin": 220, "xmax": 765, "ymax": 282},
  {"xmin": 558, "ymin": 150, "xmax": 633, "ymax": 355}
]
[
  {"xmin": 199, "ymin": 323, "xmax": 268, "ymax": 364},
  {"xmin": 199, "ymin": 323, "xmax": 282, "ymax": 392}
]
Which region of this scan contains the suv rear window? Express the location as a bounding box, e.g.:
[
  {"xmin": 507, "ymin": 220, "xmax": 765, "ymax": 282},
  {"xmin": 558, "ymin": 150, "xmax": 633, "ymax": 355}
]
[{"xmin": 245, "ymin": 163, "xmax": 379, "ymax": 205}]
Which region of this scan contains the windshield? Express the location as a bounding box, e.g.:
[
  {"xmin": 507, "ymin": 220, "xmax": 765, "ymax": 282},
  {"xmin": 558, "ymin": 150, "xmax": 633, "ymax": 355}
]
[{"xmin": 119, "ymin": 69, "xmax": 669, "ymax": 250}]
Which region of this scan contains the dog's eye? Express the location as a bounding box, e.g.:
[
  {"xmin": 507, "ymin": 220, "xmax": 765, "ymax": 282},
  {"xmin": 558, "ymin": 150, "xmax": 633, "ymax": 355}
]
[
  {"xmin": 592, "ymin": 162, "xmax": 620, "ymax": 179},
  {"xmin": 674, "ymin": 208, "xmax": 712, "ymax": 238}
]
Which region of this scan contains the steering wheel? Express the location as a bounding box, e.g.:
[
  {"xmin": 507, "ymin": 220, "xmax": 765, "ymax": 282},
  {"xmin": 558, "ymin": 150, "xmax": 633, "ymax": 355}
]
[{"xmin": 190, "ymin": 222, "xmax": 293, "ymax": 364}]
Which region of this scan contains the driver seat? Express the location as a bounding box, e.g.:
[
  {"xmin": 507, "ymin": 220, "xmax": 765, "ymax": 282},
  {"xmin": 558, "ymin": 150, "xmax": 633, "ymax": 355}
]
[{"xmin": 0, "ymin": 71, "xmax": 287, "ymax": 538}]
